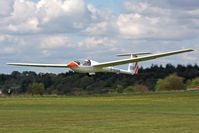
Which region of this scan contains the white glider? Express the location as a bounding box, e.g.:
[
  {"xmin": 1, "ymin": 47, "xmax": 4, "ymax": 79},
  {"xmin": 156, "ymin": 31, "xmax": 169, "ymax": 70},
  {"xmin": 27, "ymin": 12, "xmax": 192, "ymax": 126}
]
[{"xmin": 7, "ymin": 49, "xmax": 193, "ymax": 75}]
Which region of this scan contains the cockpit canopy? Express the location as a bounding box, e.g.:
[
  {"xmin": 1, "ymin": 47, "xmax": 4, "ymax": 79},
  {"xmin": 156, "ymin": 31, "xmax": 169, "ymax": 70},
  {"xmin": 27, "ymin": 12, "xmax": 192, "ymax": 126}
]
[
  {"xmin": 74, "ymin": 61, "xmax": 81, "ymax": 65},
  {"xmin": 74, "ymin": 60, "xmax": 91, "ymax": 66},
  {"xmin": 83, "ymin": 59, "xmax": 91, "ymax": 66}
]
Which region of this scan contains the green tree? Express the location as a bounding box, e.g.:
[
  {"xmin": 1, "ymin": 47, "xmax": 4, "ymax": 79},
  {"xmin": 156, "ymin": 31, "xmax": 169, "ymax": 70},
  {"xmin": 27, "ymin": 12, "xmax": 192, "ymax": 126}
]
[
  {"xmin": 2, "ymin": 83, "xmax": 11, "ymax": 95},
  {"xmin": 27, "ymin": 83, "xmax": 45, "ymax": 96},
  {"xmin": 1, "ymin": 64, "xmax": 199, "ymax": 95},
  {"xmin": 155, "ymin": 74, "xmax": 185, "ymax": 91}
]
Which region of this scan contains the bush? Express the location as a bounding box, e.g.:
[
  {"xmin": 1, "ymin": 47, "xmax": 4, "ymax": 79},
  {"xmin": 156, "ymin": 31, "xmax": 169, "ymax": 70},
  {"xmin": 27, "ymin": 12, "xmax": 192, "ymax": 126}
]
[
  {"xmin": 155, "ymin": 73, "xmax": 185, "ymax": 91},
  {"xmin": 155, "ymin": 79, "xmax": 165, "ymax": 91},
  {"xmin": 116, "ymin": 85, "xmax": 123, "ymax": 93},
  {"xmin": 27, "ymin": 83, "xmax": 45, "ymax": 96},
  {"xmin": 124, "ymin": 85, "xmax": 149, "ymax": 93},
  {"xmin": 186, "ymin": 77, "xmax": 199, "ymax": 89},
  {"xmin": 133, "ymin": 84, "xmax": 149, "ymax": 92},
  {"xmin": 124, "ymin": 86, "xmax": 136, "ymax": 93}
]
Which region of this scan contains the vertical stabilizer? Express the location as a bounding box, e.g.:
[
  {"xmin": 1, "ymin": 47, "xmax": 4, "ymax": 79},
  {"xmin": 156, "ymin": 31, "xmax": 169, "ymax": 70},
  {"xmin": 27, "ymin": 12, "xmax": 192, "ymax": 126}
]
[
  {"xmin": 128, "ymin": 55, "xmax": 139, "ymax": 75},
  {"xmin": 117, "ymin": 52, "xmax": 151, "ymax": 75},
  {"xmin": 128, "ymin": 62, "xmax": 139, "ymax": 75}
]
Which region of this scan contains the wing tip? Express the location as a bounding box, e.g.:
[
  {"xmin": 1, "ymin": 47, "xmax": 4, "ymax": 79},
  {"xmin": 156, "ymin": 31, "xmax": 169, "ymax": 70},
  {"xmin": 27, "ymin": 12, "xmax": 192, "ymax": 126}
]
[
  {"xmin": 187, "ymin": 48, "xmax": 194, "ymax": 51},
  {"xmin": 181, "ymin": 48, "xmax": 194, "ymax": 53},
  {"xmin": 7, "ymin": 63, "xmax": 23, "ymax": 65},
  {"xmin": 7, "ymin": 63, "xmax": 14, "ymax": 65}
]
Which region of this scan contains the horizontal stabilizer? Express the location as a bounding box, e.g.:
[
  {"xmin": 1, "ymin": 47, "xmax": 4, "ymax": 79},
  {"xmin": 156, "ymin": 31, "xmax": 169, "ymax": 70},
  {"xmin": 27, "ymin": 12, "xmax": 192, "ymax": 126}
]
[{"xmin": 116, "ymin": 52, "xmax": 152, "ymax": 57}]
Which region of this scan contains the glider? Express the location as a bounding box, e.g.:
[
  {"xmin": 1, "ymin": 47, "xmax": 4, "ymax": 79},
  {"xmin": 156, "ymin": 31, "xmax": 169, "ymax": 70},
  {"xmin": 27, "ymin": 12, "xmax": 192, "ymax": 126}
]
[{"xmin": 7, "ymin": 49, "xmax": 193, "ymax": 75}]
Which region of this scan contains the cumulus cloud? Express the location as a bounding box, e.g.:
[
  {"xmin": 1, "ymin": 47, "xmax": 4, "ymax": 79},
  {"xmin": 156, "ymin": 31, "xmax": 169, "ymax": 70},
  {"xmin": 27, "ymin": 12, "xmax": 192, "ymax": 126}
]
[
  {"xmin": 119, "ymin": 1, "xmax": 199, "ymax": 39},
  {"xmin": 153, "ymin": 0, "xmax": 199, "ymax": 10},
  {"xmin": 41, "ymin": 50, "xmax": 51, "ymax": 57},
  {"xmin": 124, "ymin": 0, "xmax": 199, "ymax": 10},
  {"xmin": 37, "ymin": 0, "xmax": 92, "ymax": 33},
  {"xmin": 40, "ymin": 36, "xmax": 72, "ymax": 49},
  {"xmin": 0, "ymin": 0, "xmax": 14, "ymax": 17},
  {"xmin": 78, "ymin": 37, "xmax": 116, "ymax": 49},
  {"xmin": 1, "ymin": 0, "xmax": 199, "ymax": 39},
  {"xmin": 0, "ymin": 0, "xmax": 119, "ymax": 36},
  {"xmin": 0, "ymin": 0, "xmax": 198, "ymax": 73},
  {"xmin": 0, "ymin": 47, "xmax": 15, "ymax": 54},
  {"xmin": 0, "ymin": 0, "xmax": 89, "ymax": 34}
]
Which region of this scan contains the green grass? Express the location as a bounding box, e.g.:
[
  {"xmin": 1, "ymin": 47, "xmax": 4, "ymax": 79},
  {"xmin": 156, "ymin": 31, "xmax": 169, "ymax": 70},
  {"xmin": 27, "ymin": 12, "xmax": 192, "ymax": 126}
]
[{"xmin": 0, "ymin": 91, "xmax": 199, "ymax": 133}]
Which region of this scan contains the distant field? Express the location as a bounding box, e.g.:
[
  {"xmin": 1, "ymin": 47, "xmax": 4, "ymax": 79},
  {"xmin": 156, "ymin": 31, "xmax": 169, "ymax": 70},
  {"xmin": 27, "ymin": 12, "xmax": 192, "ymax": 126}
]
[{"xmin": 0, "ymin": 92, "xmax": 199, "ymax": 133}]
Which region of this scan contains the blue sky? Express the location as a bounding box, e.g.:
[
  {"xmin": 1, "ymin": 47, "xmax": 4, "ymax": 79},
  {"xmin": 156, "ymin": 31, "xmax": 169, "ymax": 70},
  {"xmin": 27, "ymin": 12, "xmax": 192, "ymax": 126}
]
[
  {"xmin": 30, "ymin": 0, "xmax": 124, "ymax": 14},
  {"xmin": 84, "ymin": 0, "xmax": 124, "ymax": 14},
  {"xmin": 0, "ymin": 0, "xmax": 198, "ymax": 74}
]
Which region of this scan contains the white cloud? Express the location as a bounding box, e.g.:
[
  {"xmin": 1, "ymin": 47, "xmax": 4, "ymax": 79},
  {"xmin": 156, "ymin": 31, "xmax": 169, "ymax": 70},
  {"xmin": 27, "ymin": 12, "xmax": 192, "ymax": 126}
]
[
  {"xmin": 0, "ymin": 0, "xmax": 92, "ymax": 34},
  {"xmin": 0, "ymin": 0, "xmax": 14, "ymax": 17},
  {"xmin": 8, "ymin": 18, "xmax": 39, "ymax": 32},
  {"xmin": 1, "ymin": 0, "xmax": 199, "ymax": 39},
  {"xmin": 84, "ymin": 22, "xmax": 110, "ymax": 35},
  {"xmin": 41, "ymin": 50, "xmax": 51, "ymax": 56},
  {"xmin": 62, "ymin": 0, "xmax": 86, "ymax": 13},
  {"xmin": 0, "ymin": 34, "xmax": 25, "ymax": 46},
  {"xmin": 117, "ymin": 13, "xmax": 146, "ymax": 37},
  {"xmin": 0, "ymin": 36, "xmax": 5, "ymax": 42},
  {"xmin": 183, "ymin": 54, "xmax": 197, "ymax": 61},
  {"xmin": 40, "ymin": 36, "xmax": 71, "ymax": 49},
  {"xmin": 119, "ymin": 1, "xmax": 199, "ymax": 39},
  {"xmin": 0, "ymin": 0, "xmax": 198, "ymax": 73},
  {"xmin": 0, "ymin": 47, "xmax": 15, "ymax": 54},
  {"xmin": 36, "ymin": 0, "xmax": 91, "ymax": 33},
  {"xmin": 78, "ymin": 37, "xmax": 116, "ymax": 49}
]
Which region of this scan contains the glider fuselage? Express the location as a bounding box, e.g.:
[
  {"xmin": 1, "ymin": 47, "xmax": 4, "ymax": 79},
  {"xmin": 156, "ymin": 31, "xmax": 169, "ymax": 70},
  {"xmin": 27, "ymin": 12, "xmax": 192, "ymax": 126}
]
[
  {"xmin": 69, "ymin": 60, "xmax": 132, "ymax": 75},
  {"xmin": 71, "ymin": 65, "xmax": 131, "ymax": 75}
]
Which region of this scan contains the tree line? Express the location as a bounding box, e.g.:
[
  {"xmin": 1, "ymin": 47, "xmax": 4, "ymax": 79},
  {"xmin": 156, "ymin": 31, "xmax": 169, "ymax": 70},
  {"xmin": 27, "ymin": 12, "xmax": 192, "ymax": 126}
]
[{"xmin": 0, "ymin": 64, "xmax": 199, "ymax": 95}]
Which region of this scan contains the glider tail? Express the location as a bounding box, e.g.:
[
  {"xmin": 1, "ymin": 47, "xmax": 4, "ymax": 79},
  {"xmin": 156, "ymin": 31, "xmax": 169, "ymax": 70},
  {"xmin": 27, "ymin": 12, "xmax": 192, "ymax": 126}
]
[
  {"xmin": 128, "ymin": 56, "xmax": 139, "ymax": 75},
  {"xmin": 117, "ymin": 52, "xmax": 152, "ymax": 75}
]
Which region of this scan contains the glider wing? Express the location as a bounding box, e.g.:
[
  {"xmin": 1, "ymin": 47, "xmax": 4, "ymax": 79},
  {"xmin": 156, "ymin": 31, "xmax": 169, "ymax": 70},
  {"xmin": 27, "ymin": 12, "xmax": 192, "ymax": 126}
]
[
  {"xmin": 93, "ymin": 49, "xmax": 194, "ymax": 68},
  {"xmin": 7, "ymin": 63, "xmax": 69, "ymax": 68}
]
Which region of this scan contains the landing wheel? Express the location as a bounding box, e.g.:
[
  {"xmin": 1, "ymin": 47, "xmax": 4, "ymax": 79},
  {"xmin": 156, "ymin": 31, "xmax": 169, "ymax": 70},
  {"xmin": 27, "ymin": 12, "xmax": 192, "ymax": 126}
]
[{"xmin": 87, "ymin": 73, "xmax": 91, "ymax": 77}]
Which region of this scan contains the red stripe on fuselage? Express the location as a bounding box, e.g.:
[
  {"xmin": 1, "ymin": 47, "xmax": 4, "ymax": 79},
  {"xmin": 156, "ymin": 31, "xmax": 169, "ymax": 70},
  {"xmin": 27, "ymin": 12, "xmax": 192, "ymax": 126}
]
[
  {"xmin": 134, "ymin": 62, "xmax": 138, "ymax": 75},
  {"xmin": 67, "ymin": 62, "xmax": 79, "ymax": 67}
]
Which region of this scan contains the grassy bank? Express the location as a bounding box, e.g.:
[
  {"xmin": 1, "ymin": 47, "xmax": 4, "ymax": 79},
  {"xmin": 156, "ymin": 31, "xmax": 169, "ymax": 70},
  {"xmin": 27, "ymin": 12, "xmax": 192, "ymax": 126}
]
[{"xmin": 0, "ymin": 91, "xmax": 199, "ymax": 133}]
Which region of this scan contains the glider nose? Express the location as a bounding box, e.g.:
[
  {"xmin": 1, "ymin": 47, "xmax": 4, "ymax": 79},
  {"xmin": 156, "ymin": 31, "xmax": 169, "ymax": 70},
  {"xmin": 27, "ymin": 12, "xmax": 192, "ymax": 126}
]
[{"xmin": 67, "ymin": 62, "xmax": 79, "ymax": 67}]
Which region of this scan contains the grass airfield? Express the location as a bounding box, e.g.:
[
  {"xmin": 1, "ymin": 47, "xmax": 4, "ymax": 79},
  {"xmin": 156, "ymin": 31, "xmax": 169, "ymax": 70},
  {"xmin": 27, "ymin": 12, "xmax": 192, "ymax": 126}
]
[{"xmin": 0, "ymin": 92, "xmax": 199, "ymax": 133}]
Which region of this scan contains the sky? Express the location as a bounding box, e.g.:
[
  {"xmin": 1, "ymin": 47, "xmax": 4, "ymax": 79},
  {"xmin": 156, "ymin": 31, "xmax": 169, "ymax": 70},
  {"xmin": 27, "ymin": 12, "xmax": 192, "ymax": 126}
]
[{"xmin": 0, "ymin": 0, "xmax": 198, "ymax": 74}]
